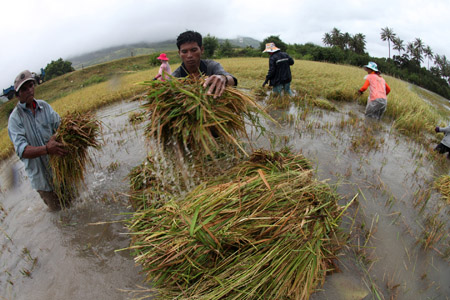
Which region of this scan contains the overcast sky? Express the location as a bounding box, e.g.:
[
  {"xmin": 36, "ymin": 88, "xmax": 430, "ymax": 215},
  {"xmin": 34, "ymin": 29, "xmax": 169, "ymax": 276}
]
[{"xmin": 1, "ymin": 0, "xmax": 449, "ymax": 90}]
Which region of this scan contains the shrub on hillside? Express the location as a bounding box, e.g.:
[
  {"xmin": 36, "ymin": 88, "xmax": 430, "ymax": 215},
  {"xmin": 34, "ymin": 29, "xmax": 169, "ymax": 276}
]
[
  {"xmin": 148, "ymin": 53, "xmax": 160, "ymax": 67},
  {"xmin": 44, "ymin": 58, "xmax": 75, "ymax": 81}
]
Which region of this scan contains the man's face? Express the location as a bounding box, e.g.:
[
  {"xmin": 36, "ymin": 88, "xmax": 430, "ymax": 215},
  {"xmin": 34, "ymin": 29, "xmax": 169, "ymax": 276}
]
[
  {"xmin": 179, "ymin": 42, "xmax": 204, "ymax": 70},
  {"xmin": 18, "ymin": 80, "xmax": 35, "ymax": 104}
]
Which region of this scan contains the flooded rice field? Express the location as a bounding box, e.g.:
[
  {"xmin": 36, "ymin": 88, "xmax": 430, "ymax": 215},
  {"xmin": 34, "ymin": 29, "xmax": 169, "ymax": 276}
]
[
  {"xmin": 1, "ymin": 95, "xmax": 449, "ymax": 300},
  {"xmin": 256, "ymin": 99, "xmax": 450, "ymax": 300},
  {"xmin": 0, "ymin": 100, "xmax": 148, "ymax": 299}
]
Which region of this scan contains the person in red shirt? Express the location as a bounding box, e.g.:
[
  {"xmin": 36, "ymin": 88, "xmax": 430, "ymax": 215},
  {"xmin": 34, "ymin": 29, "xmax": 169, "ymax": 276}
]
[{"xmin": 358, "ymin": 62, "xmax": 391, "ymax": 120}]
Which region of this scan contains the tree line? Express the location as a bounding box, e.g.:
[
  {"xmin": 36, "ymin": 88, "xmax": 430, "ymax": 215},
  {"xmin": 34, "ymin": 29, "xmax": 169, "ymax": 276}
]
[
  {"xmin": 39, "ymin": 28, "xmax": 450, "ymax": 100},
  {"xmin": 202, "ymin": 28, "xmax": 450, "ymax": 99}
]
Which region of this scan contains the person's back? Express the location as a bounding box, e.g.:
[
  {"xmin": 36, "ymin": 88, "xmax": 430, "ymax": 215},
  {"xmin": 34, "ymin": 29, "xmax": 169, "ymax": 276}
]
[
  {"xmin": 262, "ymin": 43, "xmax": 294, "ymax": 96},
  {"xmin": 358, "ymin": 62, "xmax": 390, "ymax": 121},
  {"xmin": 269, "ymin": 50, "xmax": 294, "ymax": 86},
  {"xmin": 365, "ymin": 73, "xmax": 387, "ymax": 101}
]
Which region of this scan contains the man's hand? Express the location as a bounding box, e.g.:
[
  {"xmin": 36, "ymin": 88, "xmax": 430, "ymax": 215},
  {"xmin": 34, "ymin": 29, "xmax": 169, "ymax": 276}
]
[
  {"xmin": 357, "ymin": 90, "xmax": 363, "ymax": 96},
  {"xmin": 46, "ymin": 136, "xmax": 68, "ymax": 156},
  {"xmin": 203, "ymin": 75, "xmax": 227, "ymax": 99},
  {"xmin": 435, "ymin": 126, "xmax": 440, "ymax": 133},
  {"xmin": 262, "ymin": 79, "xmax": 268, "ymax": 87}
]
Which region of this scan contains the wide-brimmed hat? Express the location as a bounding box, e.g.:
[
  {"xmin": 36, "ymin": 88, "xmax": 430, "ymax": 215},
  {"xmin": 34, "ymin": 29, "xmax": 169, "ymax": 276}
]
[
  {"xmin": 262, "ymin": 43, "xmax": 280, "ymax": 53},
  {"xmin": 363, "ymin": 62, "xmax": 379, "ymax": 72},
  {"xmin": 14, "ymin": 70, "xmax": 35, "ymax": 92},
  {"xmin": 157, "ymin": 53, "xmax": 169, "ymax": 61}
]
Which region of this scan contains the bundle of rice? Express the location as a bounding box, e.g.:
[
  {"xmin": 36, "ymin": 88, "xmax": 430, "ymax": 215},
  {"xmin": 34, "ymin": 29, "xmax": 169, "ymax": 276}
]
[
  {"xmin": 49, "ymin": 111, "xmax": 101, "ymax": 207},
  {"xmin": 141, "ymin": 77, "xmax": 272, "ymax": 157},
  {"xmin": 128, "ymin": 149, "xmax": 348, "ymax": 299},
  {"xmin": 434, "ymin": 175, "xmax": 450, "ymax": 204},
  {"xmin": 128, "ymin": 150, "xmax": 240, "ymax": 210}
]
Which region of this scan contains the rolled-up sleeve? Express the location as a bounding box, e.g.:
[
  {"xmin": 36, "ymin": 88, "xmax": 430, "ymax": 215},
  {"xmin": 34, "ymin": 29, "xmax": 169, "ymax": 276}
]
[{"xmin": 8, "ymin": 111, "xmax": 28, "ymax": 158}]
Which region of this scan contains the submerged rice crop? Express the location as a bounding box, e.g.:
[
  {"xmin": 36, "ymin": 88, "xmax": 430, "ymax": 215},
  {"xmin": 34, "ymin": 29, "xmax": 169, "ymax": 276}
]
[
  {"xmin": 49, "ymin": 111, "xmax": 101, "ymax": 207},
  {"xmin": 127, "ymin": 149, "xmax": 348, "ymax": 299}
]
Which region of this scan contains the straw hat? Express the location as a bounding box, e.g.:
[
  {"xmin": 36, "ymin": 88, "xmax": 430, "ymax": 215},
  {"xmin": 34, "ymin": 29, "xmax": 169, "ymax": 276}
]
[
  {"xmin": 157, "ymin": 53, "xmax": 169, "ymax": 61},
  {"xmin": 363, "ymin": 62, "xmax": 379, "ymax": 72},
  {"xmin": 262, "ymin": 43, "xmax": 280, "ymax": 53}
]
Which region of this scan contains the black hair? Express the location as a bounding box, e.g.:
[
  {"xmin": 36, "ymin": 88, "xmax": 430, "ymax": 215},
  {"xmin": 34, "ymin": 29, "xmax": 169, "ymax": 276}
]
[{"xmin": 176, "ymin": 31, "xmax": 202, "ymax": 49}]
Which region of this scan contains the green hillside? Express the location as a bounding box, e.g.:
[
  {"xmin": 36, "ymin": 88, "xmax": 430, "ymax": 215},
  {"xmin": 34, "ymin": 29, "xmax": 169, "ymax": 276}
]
[
  {"xmin": 68, "ymin": 41, "xmax": 178, "ymax": 69},
  {"xmin": 68, "ymin": 37, "xmax": 260, "ymax": 70}
]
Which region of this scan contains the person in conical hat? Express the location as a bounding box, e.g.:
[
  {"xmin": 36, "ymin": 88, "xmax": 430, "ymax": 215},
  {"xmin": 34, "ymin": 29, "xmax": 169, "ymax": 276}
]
[
  {"xmin": 153, "ymin": 53, "xmax": 172, "ymax": 81},
  {"xmin": 262, "ymin": 42, "xmax": 294, "ymax": 96},
  {"xmin": 358, "ymin": 61, "xmax": 391, "ymax": 120}
]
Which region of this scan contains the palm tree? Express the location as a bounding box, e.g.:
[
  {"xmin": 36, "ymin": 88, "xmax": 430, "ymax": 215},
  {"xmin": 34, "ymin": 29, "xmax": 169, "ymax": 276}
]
[
  {"xmin": 331, "ymin": 27, "xmax": 344, "ymax": 49},
  {"xmin": 414, "ymin": 38, "xmax": 424, "ymax": 54},
  {"xmin": 406, "ymin": 42, "xmax": 422, "ymax": 63},
  {"xmin": 349, "ymin": 33, "xmax": 366, "ymax": 54},
  {"xmin": 406, "ymin": 42, "xmax": 415, "ymax": 58},
  {"xmin": 343, "ymin": 32, "xmax": 351, "ymax": 50},
  {"xmin": 380, "ymin": 27, "xmax": 396, "ymax": 59},
  {"xmin": 322, "ymin": 33, "xmax": 332, "ymax": 47},
  {"xmin": 423, "ymin": 45, "xmax": 434, "ymax": 70},
  {"xmin": 392, "ymin": 37, "xmax": 405, "ymax": 56},
  {"xmin": 434, "ymin": 54, "xmax": 450, "ymax": 80},
  {"xmin": 412, "ymin": 38, "xmax": 424, "ymax": 64},
  {"xmin": 414, "ymin": 38, "xmax": 424, "ymax": 50},
  {"xmin": 434, "ymin": 54, "xmax": 444, "ymax": 70}
]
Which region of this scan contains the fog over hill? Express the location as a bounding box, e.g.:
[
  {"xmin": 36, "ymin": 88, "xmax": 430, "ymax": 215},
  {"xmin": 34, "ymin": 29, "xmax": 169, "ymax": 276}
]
[{"xmin": 68, "ymin": 36, "xmax": 261, "ymax": 70}]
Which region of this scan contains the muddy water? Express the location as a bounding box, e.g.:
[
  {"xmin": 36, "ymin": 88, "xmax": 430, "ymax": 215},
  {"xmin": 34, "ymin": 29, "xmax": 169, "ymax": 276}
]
[
  {"xmin": 1, "ymin": 96, "xmax": 449, "ymax": 300},
  {"xmin": 254, "ymin": 101, "xmax": 450, "ymax": 300},
  {"xmin": 0, "ymin": 100, "xmax": 148, "ymax": 300}
]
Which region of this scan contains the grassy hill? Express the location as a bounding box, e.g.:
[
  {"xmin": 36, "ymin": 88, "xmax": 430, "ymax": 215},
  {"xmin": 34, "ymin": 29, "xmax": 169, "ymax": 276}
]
[
  {"xmin": 68, "ymin": 41, "xmax": 178, "ymax": 69},
  {"xmin": 1, "ymin": 55, "xmax": 449, "ymax": 161},
  {"xmin": 68, "ymin": 37, "xmax": 261, "ymax": 70}
]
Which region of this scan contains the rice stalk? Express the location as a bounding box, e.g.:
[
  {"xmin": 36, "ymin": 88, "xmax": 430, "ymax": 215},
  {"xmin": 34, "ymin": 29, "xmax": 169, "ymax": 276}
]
[
  {"xmin": 140, "ymin": 76, "xmax": 275, "ymax": 158},
  {"xmin": 49, "ymin": 111, "xmax": 102, "ymax": 207},
  {"xmin": 127, "ymin": 149, "xmax": 346, "ymax": 299},
  {"xmin": 433, "ymin": 175, "xmax": 450, "ymax": 204}
]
